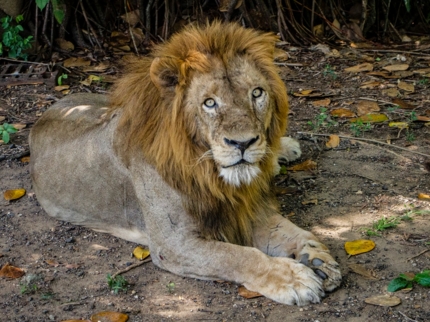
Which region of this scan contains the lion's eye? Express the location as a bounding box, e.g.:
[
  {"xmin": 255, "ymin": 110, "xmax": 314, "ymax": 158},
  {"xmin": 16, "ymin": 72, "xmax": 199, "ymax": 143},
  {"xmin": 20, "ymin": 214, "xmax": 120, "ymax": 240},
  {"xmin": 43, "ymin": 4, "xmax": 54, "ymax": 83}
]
[
  {"xmin": 252, "ymin": 88, "xmax": 263, "ymax": 98},
  {"xmin": 203, "ymin": 98, "xmax": 217, "ymax": 108}
]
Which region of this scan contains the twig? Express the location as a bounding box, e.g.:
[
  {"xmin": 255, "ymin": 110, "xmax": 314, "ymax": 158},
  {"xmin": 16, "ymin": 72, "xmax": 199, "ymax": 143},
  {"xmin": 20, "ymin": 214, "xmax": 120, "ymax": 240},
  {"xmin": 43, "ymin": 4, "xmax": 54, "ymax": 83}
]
[
  {"xmin": 111, "ymin": 257, "xmax": 152, "ymax": 278},
  {"xmin": 124, "ymin": 0, "xmax": 139, "ymax": 55},
  {"xmin": 398, "ymin": 311, "xmax": 418, "ymax": 322},
  {"xmin": 357, "ymin": 97, "xmax": 398, "ymax": 106},
  {"xmin": 0, "ymin": 58, "xmax": 51, "ymax": 66},
  {"xmin": 297, "ymin": 132, "xmax": 430, "ymax": 158},
  {"xmin": 406, "ymin": 249, "xmax": 430, "ymax": 261}
]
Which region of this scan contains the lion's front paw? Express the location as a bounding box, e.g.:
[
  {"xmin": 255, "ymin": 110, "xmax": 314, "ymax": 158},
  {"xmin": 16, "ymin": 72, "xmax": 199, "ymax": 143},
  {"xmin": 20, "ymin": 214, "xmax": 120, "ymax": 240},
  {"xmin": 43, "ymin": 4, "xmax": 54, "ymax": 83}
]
[
  {"xmin": 278, "ymin": 137, "xmax": 302, "ymax": 163},
  {"xmin": 244, "ymin": 257, "xmax": 324, "ymax": 306},
  {"xmin": 298, "ymin": 240, "xmax": 342, "ymax": 292}
]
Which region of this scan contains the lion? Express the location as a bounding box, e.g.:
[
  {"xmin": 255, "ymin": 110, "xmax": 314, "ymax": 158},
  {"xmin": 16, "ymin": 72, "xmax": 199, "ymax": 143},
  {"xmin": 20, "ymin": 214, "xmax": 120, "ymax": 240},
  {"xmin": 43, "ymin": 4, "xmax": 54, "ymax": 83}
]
[{"xmin": 29, "ymin": 21, "xmax": 341, "ymax": 305}]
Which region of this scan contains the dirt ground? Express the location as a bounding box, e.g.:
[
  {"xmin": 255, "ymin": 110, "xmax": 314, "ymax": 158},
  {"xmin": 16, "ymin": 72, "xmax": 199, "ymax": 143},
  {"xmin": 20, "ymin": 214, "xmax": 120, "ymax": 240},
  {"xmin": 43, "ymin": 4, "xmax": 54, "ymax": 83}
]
[{"xmin": 0, "ymin": 46, "xmax": 429, "ymax": 322}]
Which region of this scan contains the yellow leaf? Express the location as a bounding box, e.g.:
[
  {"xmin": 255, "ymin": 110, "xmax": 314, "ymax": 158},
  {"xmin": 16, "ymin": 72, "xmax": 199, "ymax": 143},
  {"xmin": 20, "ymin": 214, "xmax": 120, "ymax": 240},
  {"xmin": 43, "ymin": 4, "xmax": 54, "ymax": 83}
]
[
  {"xmin": 0, "ymin": 263, "xmax": 25, "ymax": 278},
  {"xmin": 382, "ymin": 64, "xmax": 409, "ymax": 72},
  {"xmin": 326, "ymin": 134, "xmax": 340, "ymax": 148},
  {"xmin": 389, "ymin": 122, "xmax": 409, "ymax": 129},
  {"xmin": 418, "ymin": 193, "xmax": 430, "ymax": 200},
  {"xmin": 4, "ymin": 188, "xmax": 26, "ymax": 201},
  {"xmin": 330, "ymin": 108, "xmax": 356, "ymax": 118},
  {"xmin": 356, "ymin": 100, "xmax": 380, "ymax": 116},
  {"xmin": 238, "ymin": 286, "xmax": 263, "ymax": 299},
  {"xmin": 364, "ymin": 294, "xmax": 401, "ymax": 307},
  {"xmin": 350, "ymin": 114, "xmax": 388, "ymax": 123},
  {"xmin": 345, "ymin": 239, "xmax": 376, "ymax": 256},
  {"xmin": 287, "ymin": 159, "xmax": 317, "ymax": 171},
  {"xmin": 312, "ymin": 98, "xmax": 331, "ymax": 107},
  {"xmin": 91, "ymin": 312, "xmax": 129, "ymax": 322},
  {"xmin": 398, "ymin": 81, "xmax": 414, "ymax": 92},
  {"xmin": 344, "ymin": 63, "xmax": 374, "ymax": 73},
  {"xmin": 80, "ymin": 75, "xmax": 101, "ymax": 86},
  {"xmin": 132, "ymin": 246, "xmax": 150, "ymax": 260}
]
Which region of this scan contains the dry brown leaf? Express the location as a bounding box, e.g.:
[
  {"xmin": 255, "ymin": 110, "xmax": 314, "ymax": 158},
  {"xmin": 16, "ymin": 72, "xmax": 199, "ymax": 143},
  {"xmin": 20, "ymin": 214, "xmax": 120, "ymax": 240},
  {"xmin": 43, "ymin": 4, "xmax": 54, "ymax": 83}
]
[
  {"xmin": 344, "ymin": 63, "xmax": 374, "ymax": 73},
  {"xmin": 418, "ymin": 193, "xmax": 430, "ymax": 200},
  {"xmin": 326, "ymin": 134, "xmax": 340, "ymax": 148},
  {"xmin": 20, "ymin": 156, "xmax": 30, "ymax": 163},
  {"xmin": 45, "ymin": 259, "xmax": 60, "ymax": 267},
  {"xmin": 366, "ymin": 71, "xmax": 397, "ymax": 79},
  {"xmin": 398, "ymin": 81, "xmax": 414, "ymax": 92},
  {"xmin": 350, "ymin": 114, "xmax": 388, "ymax": 123},
  {"xmin": 63, "ymin": 57, "xmax": 91, "ymax": 68},
  {"xmin": 312, "ymin": 98, "xmax": 331, "ymax": 107},
  {"xmin": 82, "ymin": 62, "xmax": 110, "ymax": 73},
  {"xmin": 91, "ymin": 311, "xmax": 129, "ymax": 322},
  {"xmin": 55, "ymin": 38, "xmax": 74, "ymax": 51},
  {"xmin": 345, "ymin": 240, "xmax": 376, "ymax": 256},
  {"xmin": 356, "ymin": 100, "xmax": 380, "ymax": 116},
  {"xmin": 64, "ymin": 263, "xmax": 81, "ymax": 269},
  {"xmin": 382, "ymin": 64, "xmax": 409, "ymax": 72},
  {"xmin": 132, "ymin": 246, "xmax": 150, "ymax": 260},
  {"xmin": 4, "ymin": 188, "xmax": 26, "ymax": 201},
  {"xmin": 416, "ymin": 115, "xmax": 430, "ymax": 122},
  {"xmin": 12, "ymin": 123, "xmax": 26, "ymax": 130},
  {"xmin": 238, "ymin": 286, "xmax": 263, "ymax": 299},
  {"xmin": 392, "ymin": 98, "xmax": 415, "ymax": 109},
  {"xmin": 292, "ymin": 89, "xmax": 314, "ymax": 97},
  {"xmin": 120, "ymin": 9, "xmax": 140, "ymax": 26},
  {"xmin": 393, "ymin": 71, "xmax": 414, "ymax": 78},
  {"xmin": 330, "ymin": 108, "xmax": 356, "ymax": 118},
  {"xmin": 413, "ymin": 68, "xmax": 430, "ymax": 74},
  {"xmin": 54, "ymin": 85, "xmax": 70, "ymax": 92},
  {"xmin": 61, "ymin": 320, "xmax": 91, "ymax": 322},
  {"xmin": 382, "ymin": 88, "xmax": 400, "ymax": 97},
  {"xmin": 364, "ymin": 294, "xmax": 401, "ymax": 307},
  {"xmin": 302, "ymin": 199, "xmax": 318, "ymax": 205},
  {"xmin": 287, "ymin": 159, "xmax": 317, "ymax": 171},
  {"xmin": 348, "ymin": 263, "xmax": 378, "ymax": 280},
  {"xmin": 360, "ymin": 81, "xmax": 381, "ymax": 89},
  {"xmin": 0, "ymin": 263, "xmax": 25, "ymax": 278},
  {"xmin": 0, "ymin": 116, "xmax": 5, "ymax": 122}
]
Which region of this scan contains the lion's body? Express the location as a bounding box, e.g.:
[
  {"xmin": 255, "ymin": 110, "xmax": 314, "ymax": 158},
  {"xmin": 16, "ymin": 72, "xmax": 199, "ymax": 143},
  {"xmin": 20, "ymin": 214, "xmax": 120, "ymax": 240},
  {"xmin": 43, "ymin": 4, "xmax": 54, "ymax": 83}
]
[{"xmin": 30, "ymin": 22, "xmax": 341, "ymax": 305}]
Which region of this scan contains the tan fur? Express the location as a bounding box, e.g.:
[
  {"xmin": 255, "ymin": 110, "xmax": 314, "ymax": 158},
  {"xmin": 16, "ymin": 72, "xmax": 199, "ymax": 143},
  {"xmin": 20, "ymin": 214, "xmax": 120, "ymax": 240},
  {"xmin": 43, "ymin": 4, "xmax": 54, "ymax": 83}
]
[
  {"xmin": 30, "ymin": 22, "xmax": 341, "ymax": 305},
  {"xmin": 109, "ymin": 22, "xmax": 288, "ymax": 245}
]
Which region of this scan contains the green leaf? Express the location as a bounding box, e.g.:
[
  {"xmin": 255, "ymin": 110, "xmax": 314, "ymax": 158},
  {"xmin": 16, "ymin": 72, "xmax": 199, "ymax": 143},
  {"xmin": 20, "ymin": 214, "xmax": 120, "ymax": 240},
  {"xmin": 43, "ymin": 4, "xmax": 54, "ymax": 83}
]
[
  {"xmin": 387, "ymin": 277, "xmax": 409, "ymax": 292},
  {"xmin": 414, "ymin": 270, "xmax": 430, "ymax": 287},
  {"xmin": 2, "ymin": 131, "xmax": 10, "ymax": 144},
  {"xmin": 36, "ymin": 0, "xmax": 50, "ymax": 10},
  {"xmin": 404, "ymin": 0, "xmax": 411, "ymax": 12},
  {"xmin": 53, "ymin": 9, "xmax": 64, "ymax": 24}
]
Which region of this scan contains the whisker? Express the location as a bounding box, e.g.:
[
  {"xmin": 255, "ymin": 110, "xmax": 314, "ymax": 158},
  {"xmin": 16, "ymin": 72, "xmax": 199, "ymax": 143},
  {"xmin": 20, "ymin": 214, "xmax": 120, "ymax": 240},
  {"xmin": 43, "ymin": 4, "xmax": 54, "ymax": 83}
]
[{"xmin": 192, "ymin": 149, "xmax": 213, "ymax": 167}]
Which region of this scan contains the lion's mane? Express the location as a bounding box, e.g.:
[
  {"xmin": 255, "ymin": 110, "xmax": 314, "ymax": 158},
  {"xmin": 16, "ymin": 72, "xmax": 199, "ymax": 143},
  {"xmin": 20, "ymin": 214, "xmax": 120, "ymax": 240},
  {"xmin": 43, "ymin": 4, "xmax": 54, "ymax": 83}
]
[{"xmin": 109, "ymin": 22, "xmax": 289, "ymax": 245}]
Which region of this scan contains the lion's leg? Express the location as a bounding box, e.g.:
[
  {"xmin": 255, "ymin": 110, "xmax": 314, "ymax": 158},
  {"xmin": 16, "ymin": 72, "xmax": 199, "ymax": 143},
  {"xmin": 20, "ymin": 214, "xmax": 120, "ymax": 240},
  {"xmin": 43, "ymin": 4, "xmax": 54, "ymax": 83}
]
[
  {"xmin": 278, "ymin": 137, "xmax": 301, "ymax": 162},
  {"xmin": 253, "ymin": 214, "xmax": 341, "ymax": 292}
]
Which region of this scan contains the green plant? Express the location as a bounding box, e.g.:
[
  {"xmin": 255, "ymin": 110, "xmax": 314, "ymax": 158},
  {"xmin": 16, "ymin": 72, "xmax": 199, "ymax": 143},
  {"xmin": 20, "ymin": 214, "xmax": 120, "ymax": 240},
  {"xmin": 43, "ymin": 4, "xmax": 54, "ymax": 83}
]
[
  {"xmin": 387, "ymin": 105, "xmax": 400, "ymax": 113},
  {"xmin": 20, "ymin": 283, "xmax": 38, "ymax": 294},
  {"xmin": 408, "ymin": 111, "xmax": 417, "ymax": 122},
  {"xmin": 166, "ymin": 281, "xmax": 175, "ymax": 293},
  {"xmin": 0, "ymin": 15, "xmax": 33, "ymax": 60},
  {"xmin": 417, "ymin": 77, "xmax": 428, "ymax": 86},
  {"xmin": 36, "ymin": 0, "xmax": 65, "ymax": 23},
  {"xmin": 405, "ymin": 129, "xmax": 415, "ymax": 142},
  {"xmin": 364, "ymin": 216, "xmax": 403, "ymax": 236},
  {"xmin": 107, "ymin": 274, "xmax": 129, "ymax": 294},
  {"xmin": 307, "ymin": 107, "xmax": 337, "ymax": 131},
  {"xmin": 0, "ymin": 123, "xmax": 17, "ymax": 143},
  {"xmin": 350, "ymin": 119, "xmax": 371, "ymax": 137},
  {"xmin": 57, "ymin": 73, "xmax": 68, "ymax": 85},
  {"xmin": 388, "ymin": 270, "xmax": 430, "ymax": 292},
  {"xmin": 323, "ymin": 64, "xmax": 337, "ymax": 80}
]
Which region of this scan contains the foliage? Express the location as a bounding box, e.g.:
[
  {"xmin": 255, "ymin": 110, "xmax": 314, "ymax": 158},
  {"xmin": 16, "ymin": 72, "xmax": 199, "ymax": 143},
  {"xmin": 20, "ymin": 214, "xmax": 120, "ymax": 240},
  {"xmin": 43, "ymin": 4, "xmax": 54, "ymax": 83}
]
[
  {"xmin": 20, "ymin": 282, "xmax": 38, "ymax": 294},
  {"xmin": 36, "ymin": 0, "xmax": 64, "ymax": 23},
  {"xmin": 388, "ymin": 270, "xmax": 430, "ymax": 292},
  {"xmin": 0, "ymin": 123, "xmax": 17, "ymax": 144},
  {"xmin": 166, "ymin": 281, "xmax": 175, "ymax": 293},
  {"xmin": 364, "ymin": 216, "xmax": 402, "ymax": 237},
  {"xmin": 350, "ymin": 119, "xmax": 371, "ymax": 137},
  {"xmin": 308, "ymin": 107, "xmax": 337, "ymax": 131},
  {"xmin": 323, "ymin": 64, "xmax": 337, "ymax": 80},
  {"xmin": 107, "ymin": 274, "xmax": 128, "ymax": 294},
  {"xmin": 57, "ymin": 73, "xmax": 68, "ymax": 86},
  {"xmin": 0, "ymin": 15, "xmax": 33, "ymax": 60}
]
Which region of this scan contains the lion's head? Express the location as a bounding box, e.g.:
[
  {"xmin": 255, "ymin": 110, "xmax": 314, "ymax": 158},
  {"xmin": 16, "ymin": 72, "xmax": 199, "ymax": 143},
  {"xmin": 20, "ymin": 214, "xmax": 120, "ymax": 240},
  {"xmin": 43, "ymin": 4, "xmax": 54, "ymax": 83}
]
[{"xmin": 110, "ymin": 22, "xmax": 289, "ymax": 245}]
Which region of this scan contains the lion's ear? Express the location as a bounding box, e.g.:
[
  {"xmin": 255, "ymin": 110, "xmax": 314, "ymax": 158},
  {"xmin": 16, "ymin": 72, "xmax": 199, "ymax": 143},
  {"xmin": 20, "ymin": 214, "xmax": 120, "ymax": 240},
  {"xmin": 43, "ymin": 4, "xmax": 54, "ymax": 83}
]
[{"xmin": 149, "ymin": 57, "xmax": 179, "ymax": 91}]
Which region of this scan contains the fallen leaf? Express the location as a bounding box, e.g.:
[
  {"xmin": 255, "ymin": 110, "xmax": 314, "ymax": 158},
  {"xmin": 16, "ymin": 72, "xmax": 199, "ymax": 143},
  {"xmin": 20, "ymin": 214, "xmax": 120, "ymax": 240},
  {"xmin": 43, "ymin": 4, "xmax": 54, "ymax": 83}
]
[
  {"xmin": 132, "ymin": 246, "xmax": 150, "ymax": 260},
  {"xmin": 45, "ymin": 259, "xmax": 60, "ymax": 267},
  {"xmin": 312, "ymin": 98, "xmax": 331, "ymax": 107},
  {"xmin": 20, "ymin": 156, "xmax": 30, "ymax": 163},
  {"xmin": 350, "ymin": 114, "xmax": 388, "ymax": 123},
  {"xmin": 120, "ymin": 9, "xmax": 140, "ymax": 26},
  {"xmin": 4, "ymin": 188, "xmax": 26, "ymax": 201},
  {"xmin": 398, "ymin": 81, "xmax": 414, "ymax": 92},
  {"xmin": 392, "ymin": 98, "xmax": 415, "ymax": 109},
  {"xmin": 292, "ymin": 89, "xmax": 314, "ymax": 97},
  {"xmin": 91, "ymin": 311, "xmax": 129, "ymax": 322},
  {"xmin": 382, "ymin": 88, "xmax": 400, "ymax": 97},
  {"xmin": 326, "ymin": 134, "xmax": 340, "ymax": 148},
  {"xmin": 344, "ymin": 239, "xmax": 376, "ymax": 256},
  {"xmin": 82, "ymin": 62, "xmax": 110, "ymax": 72},
  {"xmin": 0, "ymin": 116, "xmax": 5, "ymax": 122},
  {"xmin": 55, "ymin": 38, "xmax": 74, "ymax": 51},
  {"xmin": 238, "ymin": 286, "xmax": 263, "ymax": 299},
  {"xmin": 344, "ymin": 63, "xmax": 374, "ymax": 73},
  {"xmin": 64, "ymin": 263, "xmax": 81, "ymax": 269},
  {"xmin": 356, "ymin": 100, "xmax": 380, "ymax": 116},
  {"xmin": 302, "ymin": 199, "xmax": 318, "ymax": 205},
  {"xmin": 287, "ymin": 159, "xmax": 317, "ymax": 171},
  {"xmin": 367, "ymin": 71, "xmax": 397, "ymax": 79},
  {"xmin": 330, "ymin": 108, "xmax": 356, "ymax": 118},
  {"xmin": 393, "ymin": 71, "xmax": 414, "ymax": 78},
  {"xmin": 80, "ymin": 75, "xmax": 101, "ymax": 86},
  {"xmin": 413, "ymin": 68, "xmax": 430, "ymax": 74},
  {"xmin": 348, "ymin": 263, "xmax": 378, "ymax": 280},
  {"xmin": 365, "ymin": 294, "xmax": 401, "ymax": 307},
  {"xmin": 389, "ymin": 122, "xmax": 409, "ymax": 129},
  {"xmin": 382, "ymin": 64, "xmax": 409, "ymax": 72},
  {"xmin": 61, "ymin": 320, "xmax": 91, "ymax": 322},
  {"xmin": 12, "ymin": 123, "xmax": 26, "ymax": 130},
  {"xmin": 360, "ymin": 81, "xmax": 381, "ymax": 89},
  {"xmin": 416, "ymin": 115, "xmax": 430, "ymax": 122},
  {"xmin": 90, "ymin": 244, "xmax": 109, "ymax": 250},
  {"xmin": 0, "ymin": 263, "xmax": 25, "ymax": 278},
  {"xmin": 54, "ymin": 85, "xmax": 70, "ymax": 92},
  {"xmin": 63, "ymin": 57, "xmax": 91, "ymax": 68},
  {"xmin": 418, "ymin": 193, "xmax": 430, "ymax": 200}
]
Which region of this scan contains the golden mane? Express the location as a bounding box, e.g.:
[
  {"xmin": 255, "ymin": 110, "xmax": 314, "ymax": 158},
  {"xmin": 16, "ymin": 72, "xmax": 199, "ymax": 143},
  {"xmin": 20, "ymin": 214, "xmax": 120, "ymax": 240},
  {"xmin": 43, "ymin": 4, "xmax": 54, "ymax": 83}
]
[{"xmin": 109, "ymin": 21, "xmax": 289, "ymax": 245}]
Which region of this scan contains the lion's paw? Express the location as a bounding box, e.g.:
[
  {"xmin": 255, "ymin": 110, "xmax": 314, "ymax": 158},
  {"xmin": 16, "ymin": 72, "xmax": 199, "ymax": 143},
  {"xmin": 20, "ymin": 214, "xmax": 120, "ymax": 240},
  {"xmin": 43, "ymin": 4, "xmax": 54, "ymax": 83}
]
[
  {"xmin": 298, "ymin": 240, "xmax": 342, "ymax": 292},
  {"xmin": 278, "ymin": 137, "xmax": 302, "ymax": 163},
  {"xmin": 244, "ymin": 257, "xmax": 324, "ymax": 306}
]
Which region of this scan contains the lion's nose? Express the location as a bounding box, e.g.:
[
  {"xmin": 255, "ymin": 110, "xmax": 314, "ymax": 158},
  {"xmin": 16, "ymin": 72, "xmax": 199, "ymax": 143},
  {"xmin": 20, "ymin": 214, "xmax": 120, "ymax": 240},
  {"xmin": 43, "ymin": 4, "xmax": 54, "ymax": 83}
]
[{"xmin": 224, "ymin": 136, "xmax": 259, "ymax": 154}]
